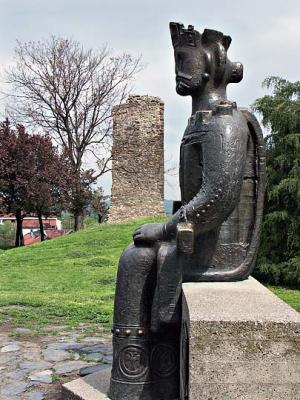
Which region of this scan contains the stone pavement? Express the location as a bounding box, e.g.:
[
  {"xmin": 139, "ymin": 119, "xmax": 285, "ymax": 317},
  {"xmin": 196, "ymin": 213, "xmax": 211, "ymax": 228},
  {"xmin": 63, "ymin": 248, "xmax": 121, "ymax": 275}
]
[{"xmin": 0, "ymin": 324, "xmax": 112, "ymax": 400}]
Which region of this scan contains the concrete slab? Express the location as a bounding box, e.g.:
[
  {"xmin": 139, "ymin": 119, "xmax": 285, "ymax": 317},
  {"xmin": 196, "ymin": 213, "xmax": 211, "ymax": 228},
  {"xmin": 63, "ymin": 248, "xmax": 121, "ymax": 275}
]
[
  {"xmin": 183, "ymin": 276, "xmax": 300, "ymax": 323},
  {"xmin": 182, "ymin": 277, "xmax": 300, "ymax": 400},
  {"xmin": 62, "ymin": 367, "xmax": 111, "ymax": 400}
]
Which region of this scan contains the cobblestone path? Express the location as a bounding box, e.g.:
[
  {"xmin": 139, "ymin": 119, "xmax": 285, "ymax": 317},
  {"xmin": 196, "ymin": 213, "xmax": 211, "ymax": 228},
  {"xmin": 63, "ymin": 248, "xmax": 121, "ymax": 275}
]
[{"xmin": 0, "ymin": 324, "xmax": 112, "ymax": 400}]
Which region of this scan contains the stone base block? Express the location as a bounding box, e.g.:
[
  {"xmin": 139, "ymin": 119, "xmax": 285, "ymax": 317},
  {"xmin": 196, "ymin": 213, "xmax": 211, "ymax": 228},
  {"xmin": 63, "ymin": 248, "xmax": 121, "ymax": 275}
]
[
  {"xmin": 182, "ymin": 277, "xmax": 300, "ymax": 400},
  {"xmin": 62, "ymin": 367, "xmax": 111, "ymax": 400}
]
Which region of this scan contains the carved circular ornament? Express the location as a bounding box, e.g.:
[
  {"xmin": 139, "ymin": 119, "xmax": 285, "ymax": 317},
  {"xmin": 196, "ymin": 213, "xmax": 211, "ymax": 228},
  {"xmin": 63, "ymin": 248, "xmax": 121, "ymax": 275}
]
[
  {"xmin": 119, "ymin": 346, "xmax": 148, "ymax": 378},
  {"xmin": 151, "ymin": 344, "xmax": 177, "ymax": 377}
]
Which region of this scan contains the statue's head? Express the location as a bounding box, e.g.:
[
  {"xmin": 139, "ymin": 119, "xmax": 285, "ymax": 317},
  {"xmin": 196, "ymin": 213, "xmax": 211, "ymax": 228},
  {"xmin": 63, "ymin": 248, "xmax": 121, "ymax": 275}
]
[{"xmin": 169, "ymin": 22, "xmax": 243, "ymax": 96}]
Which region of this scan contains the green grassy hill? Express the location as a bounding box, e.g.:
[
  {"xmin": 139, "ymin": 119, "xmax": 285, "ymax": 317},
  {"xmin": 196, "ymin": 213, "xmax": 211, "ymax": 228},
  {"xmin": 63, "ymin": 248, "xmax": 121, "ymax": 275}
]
[
  {"xmin": 0, "ymin": 216, "xmax": 299, "ymax": 329},
  {"xmin": 0, "ymin": 216, "xmax": 165, "ymax": 328}
]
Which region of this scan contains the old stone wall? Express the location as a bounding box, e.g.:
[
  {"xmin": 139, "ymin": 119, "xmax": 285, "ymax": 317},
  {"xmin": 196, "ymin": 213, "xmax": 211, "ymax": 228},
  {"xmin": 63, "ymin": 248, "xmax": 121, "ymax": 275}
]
[{"xmin": 108, "ymin": 95, "xmax": 164, "ymax": 222}]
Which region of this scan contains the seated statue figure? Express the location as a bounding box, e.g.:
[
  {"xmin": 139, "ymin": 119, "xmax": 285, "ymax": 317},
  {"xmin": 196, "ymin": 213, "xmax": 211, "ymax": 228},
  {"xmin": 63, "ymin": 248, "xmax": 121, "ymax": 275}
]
[{"xmin": 108, "ymin": 22, "xmax": 265, "ymax": 400}]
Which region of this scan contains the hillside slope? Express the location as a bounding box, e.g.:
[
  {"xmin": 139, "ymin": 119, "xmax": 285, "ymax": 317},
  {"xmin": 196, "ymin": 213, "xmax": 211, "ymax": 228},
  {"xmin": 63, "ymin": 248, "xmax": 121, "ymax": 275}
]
[{"xmin": 0, "ymin": 216, "xmax": 165, "ymax": 327}]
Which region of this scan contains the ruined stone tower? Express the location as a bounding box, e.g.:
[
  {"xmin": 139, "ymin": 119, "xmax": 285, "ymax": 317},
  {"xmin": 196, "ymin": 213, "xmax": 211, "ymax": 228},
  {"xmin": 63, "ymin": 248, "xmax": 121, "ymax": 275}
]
[{"xmin": 109, "ymin": 95, "xmax": 164, "ymax": 222}]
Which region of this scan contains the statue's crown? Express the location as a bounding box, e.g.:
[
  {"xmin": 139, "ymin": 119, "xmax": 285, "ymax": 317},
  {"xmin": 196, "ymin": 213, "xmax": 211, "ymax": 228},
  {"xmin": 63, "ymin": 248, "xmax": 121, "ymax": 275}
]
[
  {"xmin": 169, "ymin": 22, "xmax": 232, "ymax": 51},
  {"xmin": 170, "ymin": 22, "xmax": 201, "ymax": 47}
]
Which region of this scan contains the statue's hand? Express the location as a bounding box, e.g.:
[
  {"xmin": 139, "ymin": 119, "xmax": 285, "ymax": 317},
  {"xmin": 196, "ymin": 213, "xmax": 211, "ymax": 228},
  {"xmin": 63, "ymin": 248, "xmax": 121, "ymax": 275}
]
[{"xmin": 133, "ymin": 223, "xmax": 165, "ymax": 244}]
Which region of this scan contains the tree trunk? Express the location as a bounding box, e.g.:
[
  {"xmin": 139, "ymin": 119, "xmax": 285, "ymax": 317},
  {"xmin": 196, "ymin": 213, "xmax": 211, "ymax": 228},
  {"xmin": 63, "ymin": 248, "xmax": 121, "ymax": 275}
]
[
  {"xmin": 15, "ymin": 209, "xmax": 24, "ymax": 247},
  {"xmin": 38, "ymin": 211, "xmax": 45, "ymax": 241},
  {"xmin": 72, "ymin": 169, "xmax": 85, "ymax": 231},
  {"xmin": 98, "ymin": 213, "xmax": 102, "ymax": 224},
  {"xmin": 74, "ymin": 212, "xmax": 84, "ymax": 231}
]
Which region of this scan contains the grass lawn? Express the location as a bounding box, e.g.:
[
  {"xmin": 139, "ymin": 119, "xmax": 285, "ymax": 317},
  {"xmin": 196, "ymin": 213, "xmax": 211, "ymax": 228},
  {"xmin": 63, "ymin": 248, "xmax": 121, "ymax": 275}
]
[
  {"xmin": 0, "ymin": 215, "xmax": 299, "ymax": 329},
  {"xmin": 0, "ymin": 216, "xmax": 165, "ymax": 328},
  {"xmin": 269, "ymin": 286, "xmax": 300, "ymax": 313}
]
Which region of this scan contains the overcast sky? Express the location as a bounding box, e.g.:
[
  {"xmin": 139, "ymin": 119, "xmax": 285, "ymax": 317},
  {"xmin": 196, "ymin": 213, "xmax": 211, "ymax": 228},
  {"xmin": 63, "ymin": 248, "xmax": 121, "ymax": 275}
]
[{"xmin": 0, "ymin": 0, "xmax": 300, "ymax": 199}]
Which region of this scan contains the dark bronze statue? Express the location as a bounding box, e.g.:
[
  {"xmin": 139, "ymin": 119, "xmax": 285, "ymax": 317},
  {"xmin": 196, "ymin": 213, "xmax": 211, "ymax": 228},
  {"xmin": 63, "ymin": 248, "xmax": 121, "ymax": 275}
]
[{"xmin": 108, "ymin": 22, "xmax": 265, "ymax": 400}]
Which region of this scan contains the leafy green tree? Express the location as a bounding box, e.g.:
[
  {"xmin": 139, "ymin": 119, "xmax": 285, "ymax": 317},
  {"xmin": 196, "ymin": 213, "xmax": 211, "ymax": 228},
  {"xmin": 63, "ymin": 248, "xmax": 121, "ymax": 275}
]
[{"xmin": 252, "ymin": 77, "xmax": 299, "ymax": 282}]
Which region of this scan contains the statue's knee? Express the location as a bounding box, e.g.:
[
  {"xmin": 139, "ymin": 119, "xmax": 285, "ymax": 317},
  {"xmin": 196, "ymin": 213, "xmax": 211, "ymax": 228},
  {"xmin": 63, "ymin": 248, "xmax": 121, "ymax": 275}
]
[
  {"xmin": 118, "ymin": 243, "xmax": 157, "ymax": 276},
  {"xmin": 114, "ymin": 244, "xmax": 158, "ymax": 316}
]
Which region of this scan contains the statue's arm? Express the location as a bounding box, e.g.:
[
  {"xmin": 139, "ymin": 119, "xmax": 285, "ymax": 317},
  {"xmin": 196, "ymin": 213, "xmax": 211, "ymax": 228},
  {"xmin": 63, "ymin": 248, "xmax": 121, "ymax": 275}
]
[{"xmin": 165, "ymin": 128, "xmax": 248, "ymax": 237}]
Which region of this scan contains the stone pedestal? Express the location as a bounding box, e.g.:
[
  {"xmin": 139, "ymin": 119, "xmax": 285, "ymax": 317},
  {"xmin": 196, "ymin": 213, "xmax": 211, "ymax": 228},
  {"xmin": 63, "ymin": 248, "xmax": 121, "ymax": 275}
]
[{"xmin": 182, "ymin": 277, "xmax": 300, "ymax": 400}]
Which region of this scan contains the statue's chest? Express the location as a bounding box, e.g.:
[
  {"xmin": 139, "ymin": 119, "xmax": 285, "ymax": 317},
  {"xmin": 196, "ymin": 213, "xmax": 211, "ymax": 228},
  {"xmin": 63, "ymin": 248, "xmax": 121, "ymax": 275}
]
[
  {"xmin": 179, "ymin": 117, "xmax": 217, "ymax": 202},
  {"xmin": 179, "ymin": 110, "xmax": 240, "ymax": 202},
  {"xmin": 180, "ymin": 131, "xmax": 205, "ymax": 202}
]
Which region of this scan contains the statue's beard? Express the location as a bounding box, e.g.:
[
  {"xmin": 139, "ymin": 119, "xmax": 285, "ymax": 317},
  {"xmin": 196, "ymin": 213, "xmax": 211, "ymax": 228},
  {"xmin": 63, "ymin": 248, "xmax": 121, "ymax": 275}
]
[{"xmin": 176, "ymin": 80, "xmax": 191, "ymax": 95}]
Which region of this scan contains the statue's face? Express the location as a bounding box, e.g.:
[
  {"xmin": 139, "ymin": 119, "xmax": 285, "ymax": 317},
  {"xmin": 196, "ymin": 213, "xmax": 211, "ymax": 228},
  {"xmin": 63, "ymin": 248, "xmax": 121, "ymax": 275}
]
[{"xmin": 173, "ymin": 45, "xmax": 207, "ymax": 96}]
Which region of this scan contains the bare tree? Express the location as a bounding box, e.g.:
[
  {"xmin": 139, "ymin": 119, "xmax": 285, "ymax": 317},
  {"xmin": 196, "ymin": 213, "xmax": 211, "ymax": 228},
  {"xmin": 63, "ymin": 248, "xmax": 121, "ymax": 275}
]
[{"xmin": 5, "ymin": 36, "xmax": 142, "ymax": 230}]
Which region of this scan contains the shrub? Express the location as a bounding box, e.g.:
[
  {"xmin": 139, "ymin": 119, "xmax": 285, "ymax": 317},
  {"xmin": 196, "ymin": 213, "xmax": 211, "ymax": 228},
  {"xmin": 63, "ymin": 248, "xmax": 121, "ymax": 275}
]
[
  {"xmin": 253, "ymin": 257, "xmax": 300, "ymax": 289},
  {"xmin": 0, "ymin": 221, "xmax": 16, "ymax": 249}
]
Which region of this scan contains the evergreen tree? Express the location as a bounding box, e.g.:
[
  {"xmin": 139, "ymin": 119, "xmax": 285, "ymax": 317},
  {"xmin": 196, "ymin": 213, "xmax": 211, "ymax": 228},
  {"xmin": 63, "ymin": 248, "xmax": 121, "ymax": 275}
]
[{"xmin": 252, "ymin": 77, "xmax": 300, "ymax": 286}]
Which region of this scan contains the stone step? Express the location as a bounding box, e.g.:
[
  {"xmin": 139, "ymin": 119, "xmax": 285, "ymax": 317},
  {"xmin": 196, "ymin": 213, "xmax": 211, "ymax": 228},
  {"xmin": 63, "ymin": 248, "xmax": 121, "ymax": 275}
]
[{"xmin": 62, "ymin": 367, "xmax": 111, "ymax": 400}]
